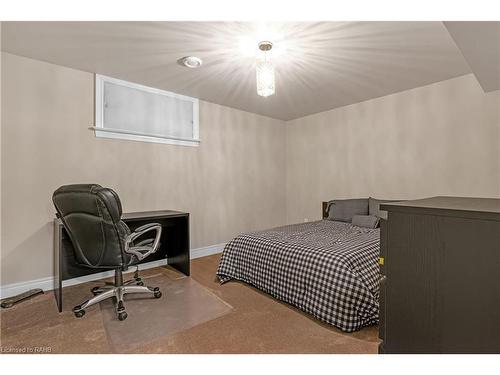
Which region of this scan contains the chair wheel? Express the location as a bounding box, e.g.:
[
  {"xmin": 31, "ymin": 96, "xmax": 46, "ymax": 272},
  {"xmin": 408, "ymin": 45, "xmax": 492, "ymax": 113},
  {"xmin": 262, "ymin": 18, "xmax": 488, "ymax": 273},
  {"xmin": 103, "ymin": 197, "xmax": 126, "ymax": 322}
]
[
  {"xmin": 118, "ymin": 311, "xmax": 128, "ymax": 321},
  {"xmin": 91, "ymin": 286, "xmax": 101, "ymax": 295},
  {"xmin": 137, "ymin": 281, "xmax": 144, "ymax": 286},
  {"xmin": 154, "ymin": 291, "xmax": 162, "ymax": 299},
  {"xmin": 74, "ymin": 309, "xmax": 86, "ymax": 318}
]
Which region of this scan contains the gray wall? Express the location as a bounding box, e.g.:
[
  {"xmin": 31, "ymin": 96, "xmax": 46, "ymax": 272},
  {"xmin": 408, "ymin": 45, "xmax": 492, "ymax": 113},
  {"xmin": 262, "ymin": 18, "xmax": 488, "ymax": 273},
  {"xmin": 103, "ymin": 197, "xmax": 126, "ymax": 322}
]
[
  {"xmin": 0, "ymin": 24, "xmax": 3, "ymax": 288},
  {"xmin": 286, "ymin": 74, "xmax": 500, "ymax": 223},
  {"xmin": 1, "ymin": 52, "xmax": 287, "ymax": 285},
  {"xmin": 2, "ymin": 52, "xmax": 499, "ymax": 287}
]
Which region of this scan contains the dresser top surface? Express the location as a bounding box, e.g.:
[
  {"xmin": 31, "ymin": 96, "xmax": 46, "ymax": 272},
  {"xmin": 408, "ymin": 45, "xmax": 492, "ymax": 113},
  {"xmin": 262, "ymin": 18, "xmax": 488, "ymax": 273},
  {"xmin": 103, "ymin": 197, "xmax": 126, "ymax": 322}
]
[{"xmin": 381, "ymin": 196, "xmax": 500, "ymax": 219}]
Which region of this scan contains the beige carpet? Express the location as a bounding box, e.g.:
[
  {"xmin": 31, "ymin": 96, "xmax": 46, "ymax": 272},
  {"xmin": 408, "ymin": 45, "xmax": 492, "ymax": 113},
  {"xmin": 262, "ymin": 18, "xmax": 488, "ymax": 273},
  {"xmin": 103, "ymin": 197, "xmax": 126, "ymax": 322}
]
[{"xmin": 0, "ymin": 254, "xmax": 379, "ymax": 353}]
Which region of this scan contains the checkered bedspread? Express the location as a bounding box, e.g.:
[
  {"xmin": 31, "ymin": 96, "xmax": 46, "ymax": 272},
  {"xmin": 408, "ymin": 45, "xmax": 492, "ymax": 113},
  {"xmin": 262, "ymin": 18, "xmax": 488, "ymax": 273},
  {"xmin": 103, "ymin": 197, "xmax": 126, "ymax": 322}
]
[{"xmin": 216, "ymin": 220, "xmax": 380, "ymax": 332}]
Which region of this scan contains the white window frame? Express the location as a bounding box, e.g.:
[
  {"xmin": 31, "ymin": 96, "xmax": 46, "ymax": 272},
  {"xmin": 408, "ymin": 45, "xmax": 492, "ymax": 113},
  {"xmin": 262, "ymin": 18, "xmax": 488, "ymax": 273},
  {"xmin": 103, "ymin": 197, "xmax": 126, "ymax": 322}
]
[{"xmin": 94, "ymin": 74, "xmax": 200, "ymax": 147}]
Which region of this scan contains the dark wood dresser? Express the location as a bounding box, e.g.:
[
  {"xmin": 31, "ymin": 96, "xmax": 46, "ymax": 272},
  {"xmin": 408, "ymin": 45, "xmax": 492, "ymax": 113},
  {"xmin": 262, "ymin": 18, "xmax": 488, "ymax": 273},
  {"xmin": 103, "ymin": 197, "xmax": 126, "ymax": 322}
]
[{"xmin": 378, "ymin": 196, "xmax": 500, "ymax": 353}]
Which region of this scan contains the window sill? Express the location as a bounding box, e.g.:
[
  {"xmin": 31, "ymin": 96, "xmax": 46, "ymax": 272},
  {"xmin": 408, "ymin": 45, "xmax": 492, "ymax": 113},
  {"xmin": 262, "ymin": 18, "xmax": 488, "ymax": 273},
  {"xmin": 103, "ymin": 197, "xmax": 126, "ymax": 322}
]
[{"xmin": 90, "ymin": 127, "xmax": 200, "ymax": 147}]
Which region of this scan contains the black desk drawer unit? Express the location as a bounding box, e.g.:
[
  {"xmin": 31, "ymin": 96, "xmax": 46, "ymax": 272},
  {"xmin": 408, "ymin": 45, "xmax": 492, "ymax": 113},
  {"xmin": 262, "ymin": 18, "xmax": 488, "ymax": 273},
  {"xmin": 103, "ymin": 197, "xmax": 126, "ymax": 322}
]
[{"xmin": 378, "ymin": 197, "xmax": 500, "ymax": 354}]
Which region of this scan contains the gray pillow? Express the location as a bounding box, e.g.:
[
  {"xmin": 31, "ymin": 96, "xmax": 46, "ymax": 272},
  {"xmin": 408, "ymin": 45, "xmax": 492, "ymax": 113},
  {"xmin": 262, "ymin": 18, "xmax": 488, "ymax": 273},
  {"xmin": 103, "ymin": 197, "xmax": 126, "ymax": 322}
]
[
  {"xmin": 327, "ymin": 198, "xmax": 369, "ymax": 222},
  {"xmin": 352, "ymin": 215, "xmax": 380, "ymax": 229},
  {"xmin": 369, "ymin": 197, "xmax": 400, "ymax": 220}
]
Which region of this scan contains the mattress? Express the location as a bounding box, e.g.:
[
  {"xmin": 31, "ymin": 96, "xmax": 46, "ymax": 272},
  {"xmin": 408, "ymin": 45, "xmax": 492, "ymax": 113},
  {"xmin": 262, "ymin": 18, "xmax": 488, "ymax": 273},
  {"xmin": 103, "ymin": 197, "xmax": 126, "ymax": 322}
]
[{"xmin": 216, "ymin": 220, "xmax": 380, "ymax": 332}]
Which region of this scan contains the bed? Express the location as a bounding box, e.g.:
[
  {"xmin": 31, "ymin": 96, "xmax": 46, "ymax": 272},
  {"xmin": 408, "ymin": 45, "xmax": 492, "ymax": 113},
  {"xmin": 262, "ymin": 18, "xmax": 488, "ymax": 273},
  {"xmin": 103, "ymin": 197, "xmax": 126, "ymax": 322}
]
[{"xmin": 216, "ymin": 201, "xmax": 381, "ymax": 332}]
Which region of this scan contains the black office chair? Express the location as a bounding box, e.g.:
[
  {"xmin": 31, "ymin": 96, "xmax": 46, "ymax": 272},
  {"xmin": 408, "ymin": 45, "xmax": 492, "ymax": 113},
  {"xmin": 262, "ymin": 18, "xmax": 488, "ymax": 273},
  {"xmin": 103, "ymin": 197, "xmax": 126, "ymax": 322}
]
[{"xmin": 52, "ymin": 184, "xmax": 163, "ymax": 321}]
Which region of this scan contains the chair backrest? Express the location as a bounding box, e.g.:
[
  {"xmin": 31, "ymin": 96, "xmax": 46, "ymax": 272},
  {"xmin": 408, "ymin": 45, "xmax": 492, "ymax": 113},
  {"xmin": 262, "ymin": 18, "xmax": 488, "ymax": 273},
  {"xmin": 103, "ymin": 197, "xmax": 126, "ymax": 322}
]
[{"xmin": 52, "ymin": 184, "xmax": 131, "ymax": 268}]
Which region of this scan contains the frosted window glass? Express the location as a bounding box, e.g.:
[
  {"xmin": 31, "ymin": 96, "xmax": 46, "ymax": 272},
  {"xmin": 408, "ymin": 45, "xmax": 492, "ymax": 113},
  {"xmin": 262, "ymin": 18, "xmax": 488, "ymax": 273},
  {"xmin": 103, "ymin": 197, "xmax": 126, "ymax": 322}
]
[{"xmin": 103, "ymin": 81, "xmax": 194, "ymax": 139}]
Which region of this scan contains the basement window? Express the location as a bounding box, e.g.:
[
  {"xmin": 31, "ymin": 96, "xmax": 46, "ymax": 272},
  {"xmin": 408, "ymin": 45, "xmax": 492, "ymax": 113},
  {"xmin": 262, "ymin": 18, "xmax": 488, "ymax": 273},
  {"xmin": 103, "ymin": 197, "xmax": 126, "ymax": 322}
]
[{"xmin": 93, "ymin": 74, "xmax": 199, "ymax": 146}]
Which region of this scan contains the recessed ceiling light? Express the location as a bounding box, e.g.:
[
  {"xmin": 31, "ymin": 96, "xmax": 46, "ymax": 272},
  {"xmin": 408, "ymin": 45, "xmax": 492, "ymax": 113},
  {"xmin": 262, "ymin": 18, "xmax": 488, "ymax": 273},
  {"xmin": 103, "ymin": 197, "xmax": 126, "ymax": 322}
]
[{"xmin": 179, "ymin": 56, "xmax": 203, "ymax": 69}]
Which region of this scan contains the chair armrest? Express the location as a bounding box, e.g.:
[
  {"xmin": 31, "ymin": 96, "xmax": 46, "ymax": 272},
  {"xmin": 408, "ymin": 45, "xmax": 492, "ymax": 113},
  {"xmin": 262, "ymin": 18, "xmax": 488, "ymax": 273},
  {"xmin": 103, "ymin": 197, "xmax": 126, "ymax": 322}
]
[
  {"xmin": 133, "ymin": 222, "xmax": 160, "ymax": 233},
  {"xmin": 124, "ymin": 223, "xmax": 162, "ymax": 261}
]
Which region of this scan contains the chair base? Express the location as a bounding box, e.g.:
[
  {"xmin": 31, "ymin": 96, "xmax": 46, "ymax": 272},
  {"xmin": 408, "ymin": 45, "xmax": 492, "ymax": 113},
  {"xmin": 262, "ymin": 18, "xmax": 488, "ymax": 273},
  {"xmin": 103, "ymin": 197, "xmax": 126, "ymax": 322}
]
[{"xmin": 72, "ymin": 268, "xmax": 162, "ymax": 321}]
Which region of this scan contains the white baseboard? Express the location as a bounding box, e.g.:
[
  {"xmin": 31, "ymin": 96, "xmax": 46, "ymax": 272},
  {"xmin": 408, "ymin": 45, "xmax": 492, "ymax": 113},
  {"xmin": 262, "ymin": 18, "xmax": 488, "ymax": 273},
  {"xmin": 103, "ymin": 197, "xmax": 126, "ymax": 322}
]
[
  {"xmin": 0, "ymin": 276, "xmax": 56, "ymax": 301},
  {"xmin": 190, "ymin": 243, "xmax": 225, "ymax": 259},
  {"xmin": 0, "ymin": 243, "xmax": 225, "ymax": 299}
]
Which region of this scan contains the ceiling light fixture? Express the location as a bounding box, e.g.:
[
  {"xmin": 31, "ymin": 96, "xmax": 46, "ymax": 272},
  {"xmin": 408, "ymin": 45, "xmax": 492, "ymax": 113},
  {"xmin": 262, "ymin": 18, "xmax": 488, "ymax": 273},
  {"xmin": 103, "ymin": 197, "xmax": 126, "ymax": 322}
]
[
  {"xmin": 256, "ymin": 41, "xmax": 275, "ymax": 97},
  {"xmin": 179, "ymin": 56, "xmax": 203, "ymax": 69}
]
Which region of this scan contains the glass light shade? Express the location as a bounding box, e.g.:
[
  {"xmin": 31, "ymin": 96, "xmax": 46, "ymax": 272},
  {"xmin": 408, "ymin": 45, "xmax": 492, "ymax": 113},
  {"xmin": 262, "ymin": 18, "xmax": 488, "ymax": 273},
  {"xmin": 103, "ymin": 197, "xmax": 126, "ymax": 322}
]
[{"xmin": 256, "ymin": 57, "xmax": 275, "ymax": 97}]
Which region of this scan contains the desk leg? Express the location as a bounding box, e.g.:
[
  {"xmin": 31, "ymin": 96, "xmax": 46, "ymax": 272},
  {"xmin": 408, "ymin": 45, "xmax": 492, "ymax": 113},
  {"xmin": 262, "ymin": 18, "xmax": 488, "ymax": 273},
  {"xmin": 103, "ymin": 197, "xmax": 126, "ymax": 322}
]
[
  {"xmin": 54, "ymin": 222, "xmax": 63, "ymax": 312},
  {"xmin": 167, "ymin": 216, "xmax": 190, "ymax": 276}
]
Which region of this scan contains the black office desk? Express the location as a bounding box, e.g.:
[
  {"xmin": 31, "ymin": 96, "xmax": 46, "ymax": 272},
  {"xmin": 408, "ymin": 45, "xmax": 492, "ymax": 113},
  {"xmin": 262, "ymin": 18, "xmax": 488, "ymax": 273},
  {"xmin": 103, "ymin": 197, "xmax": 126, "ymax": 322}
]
[{"xmin": 54, "ymin": 210, "xmax": 190, "ymax": 312}]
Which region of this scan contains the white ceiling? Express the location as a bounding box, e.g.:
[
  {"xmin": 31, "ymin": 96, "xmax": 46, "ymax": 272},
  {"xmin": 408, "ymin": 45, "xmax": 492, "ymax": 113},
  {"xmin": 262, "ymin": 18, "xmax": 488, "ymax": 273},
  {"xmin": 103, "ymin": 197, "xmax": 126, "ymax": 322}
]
[
  {"xmin": 444, "ymin": 21, "xmax": 500, "ymax": 93},
  {"xmin": 0, "ymin": 21, "xmax": 481, "ymax": 120}
]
